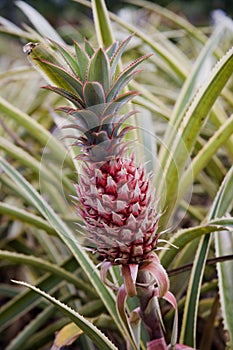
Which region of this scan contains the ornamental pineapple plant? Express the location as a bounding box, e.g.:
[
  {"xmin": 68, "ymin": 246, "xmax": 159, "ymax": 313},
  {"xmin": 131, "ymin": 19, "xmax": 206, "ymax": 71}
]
[
  {"xmin": 2, "ymin": 1, "xmax": 233, "ymax": 349},
  {"xmin": 24, "ymin": 37, "xmax": 161, "ymax": 266},
  {"xmin": 24, "ymin": 36, "xmax": 177, "ymax": 348}
]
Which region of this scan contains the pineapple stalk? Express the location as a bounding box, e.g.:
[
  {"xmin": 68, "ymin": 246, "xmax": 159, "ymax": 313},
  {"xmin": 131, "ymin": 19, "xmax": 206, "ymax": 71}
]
[{"xmin": 136, "ymin": 269, "xmax": 165, "ymax": 343}]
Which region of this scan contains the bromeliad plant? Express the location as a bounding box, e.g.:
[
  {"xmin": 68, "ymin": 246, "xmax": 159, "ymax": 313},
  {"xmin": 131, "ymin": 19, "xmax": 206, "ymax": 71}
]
[
  {"xmin": 23, "ymin": 35, "xmax": 178, "ymax": 349},
  {"xmin": 0, "ymin": 1, "xmax": 233, "ymax": 350}
]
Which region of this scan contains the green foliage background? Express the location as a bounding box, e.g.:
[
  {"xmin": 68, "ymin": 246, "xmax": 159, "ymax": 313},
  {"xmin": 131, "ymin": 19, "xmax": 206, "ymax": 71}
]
[{"xmin": 0, "ymin": 0, "xmax": 233, "ymax": 349}]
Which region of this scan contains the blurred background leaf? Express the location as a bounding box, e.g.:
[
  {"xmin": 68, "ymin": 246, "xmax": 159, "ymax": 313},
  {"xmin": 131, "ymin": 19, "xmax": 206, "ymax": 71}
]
[{"xmin": 0, "ymin": 1, "xmax": 233, "ymax": 349}]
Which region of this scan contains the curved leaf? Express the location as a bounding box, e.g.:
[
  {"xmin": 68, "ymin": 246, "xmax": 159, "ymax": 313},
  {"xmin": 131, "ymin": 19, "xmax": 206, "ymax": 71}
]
[
  {"xmin": 0, "ymin": 136, "xmax": 74, "ymax": 195},
  {"xmin": 51, "ymin": 40, "xmax": 81, "ymax": 78},
  {"xmin": 110, "ymin": 35, "xmax": 133, "ymax": 77},
  {"xmin": 106, "ymin": 54, "xmax": 151, "ymax": 102},
  {"xmin": 0, "ymin": 157, "xmax": 128, "ymax": 342},
  {"xmin": 0, "ymin": 96, "xmax": 73, "ymax": 168},
  {"xmin": 35, "ymin": 59, "xmax": 83, "ymax": 97},
  {"xmin": 11, "ymin": 280, "xmax": 118, "ymax": 350},
  {"xmin": 159, "ymin": 225, "xmax": 225, "ymax": 269},
  {"xmin": 0, "ymin": 250, "xmax": 94, "ymax": 295},
  {"xmin": 125, "ymin": 0, "xmax": 207, "ymax": 44},
  {"xmin": 157, "ymin": 46, "xmax": 233, "ymax": 226},
  {"xmin": 0, "ymin": 202, "xmax": 56, "ymax": 236},
  {"xmin": 180, "ymin": 167, "xmax": 233, "ymax": 347},
  {"xmin": 213, "ymin": 167, "xmax": 233, "ymax": 348},
  {"xmin": 0, "ymin": 257, "xmax": 78, "ymax": 332},
  {"xmin": 16, "ymin": 1, "xmax": 64, "ymax": 44},
  {"xmin": 159, "ymin": 25, "xmax": 227, "ymax": 169},
  {"xmin": 180, "ymin": 113, "xmax": 233, "ymax": 194}
]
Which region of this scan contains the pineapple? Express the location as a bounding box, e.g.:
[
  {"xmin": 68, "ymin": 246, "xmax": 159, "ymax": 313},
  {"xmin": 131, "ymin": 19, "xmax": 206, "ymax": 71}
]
[
  {"xmin": 25, "ymin": 36, "xmax": 180, "ymax": 349},
  {"xmin": 25, "ymin": 35, "xmax": 196, "ymax": 350},
  {"xmin": 75, "ymin": 155, "xmax": 160, "ymax": 265},
  {"xmin": 25, "ymin": 36, "xmax": 161, "ymax": 266}
]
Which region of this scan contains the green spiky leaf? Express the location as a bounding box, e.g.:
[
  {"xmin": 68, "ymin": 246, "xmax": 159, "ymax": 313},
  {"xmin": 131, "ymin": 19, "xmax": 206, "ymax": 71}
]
[
  {"xmin": 68, "ymin": 109, "xmax": 100, "ymax": 131},
  {"xmin": 43, "ymin": 85, "xmax": 84, "ymax": 109},
  {"xmin": 106, "ymin": 42, "xmax": 119, "ymax": 59},
  {"xmin": 106, "ymin": 54, "xmax": 151, "ymax": 102},
  {"xmin": 84, "ymin": 38, "xmax": 95, "ymax": 57},
  {"xmin": 110, "ymin": 35, "xmax": 133, "ymax": 77},
  {"xmin": 74, "ymin": 41, "xmax": 90, "ymax": 81},
  {"xmin": 35, "ymin": 59, "xmax": 83, "ymax": 97},
  {"xmin": 83, "ymin": 82, "xmax": 106, "ymax": 106},
  {"xmin": 51, "ymin": 40, "xmax": 82, "ymax": 78},
  {"xmin": 87, "ymin": 48, "xmax": 111, "ymax": 92},
  {"xmin": 103, "ymin": 90, "xmax": 138, "ymax": 116},
  {"xmin": 11, "ymin": 280, "xmax": 118, "ymax": 350}
]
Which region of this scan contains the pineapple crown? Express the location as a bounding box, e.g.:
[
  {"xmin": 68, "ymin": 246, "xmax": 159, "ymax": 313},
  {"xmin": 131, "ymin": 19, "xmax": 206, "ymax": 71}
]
[{"xmin": 26, "ymin": 36, "xmax": 151, "ymax": 161}]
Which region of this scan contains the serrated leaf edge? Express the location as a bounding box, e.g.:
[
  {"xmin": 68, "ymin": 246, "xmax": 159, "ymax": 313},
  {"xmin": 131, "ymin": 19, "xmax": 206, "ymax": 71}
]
[{"xmin": 11, "ymin": 279, "xmax": 118, "ymax": 350}]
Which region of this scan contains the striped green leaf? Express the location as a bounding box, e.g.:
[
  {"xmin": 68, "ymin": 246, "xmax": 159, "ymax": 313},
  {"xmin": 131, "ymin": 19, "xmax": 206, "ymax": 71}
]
[
  {"xmin": 159, "ymin": 224, "xmax": 225, "ymax": 269},
  {"xmin": 125, "ymin": 0, "xmax": 207, "ymax": 44},
  {"xmin": 0, "ymin": 96, "xmax": 73, "ymax": 168},
  {"xmin": 91, "ymin": 0, "xmax": 114, "ymax": 47},
  {"xmin": 159, "ymin": 25, "xmax": 227, "ymax": 170},
  {"xmin": 16, "ymin": 0, "xmax": 64, "ymax": 44},
  {"xmin": 0, "ymin": 257, "xmax": 78, "ymax": 332},
  {"xmin": 0, "ymin": 250, "xmax": 95, "ymax": 297},
  {"xmin": 180, "ymin": 114, "xmax": 233, "ymax": 195},
  {"xmin": 0, "ymin": 157, "xmax": 137, "ymax": 347},
  {"xmin": 0, "ymin": 202, "xmax": 56, "ymax": 236},
  {"xmin": 157, "ymin": 46, "xmax": 233, "ymax": 226},
  {"xmin": 180, "ymin": 167, "xmax": 233, "ymax": 347},
  {"xmin": 214, "ymin": 167, "xmax": 233, "ymax": 349},
  {"xmin": 12, "ymin": 280, "xmax": 118, "ymax": 350}
]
